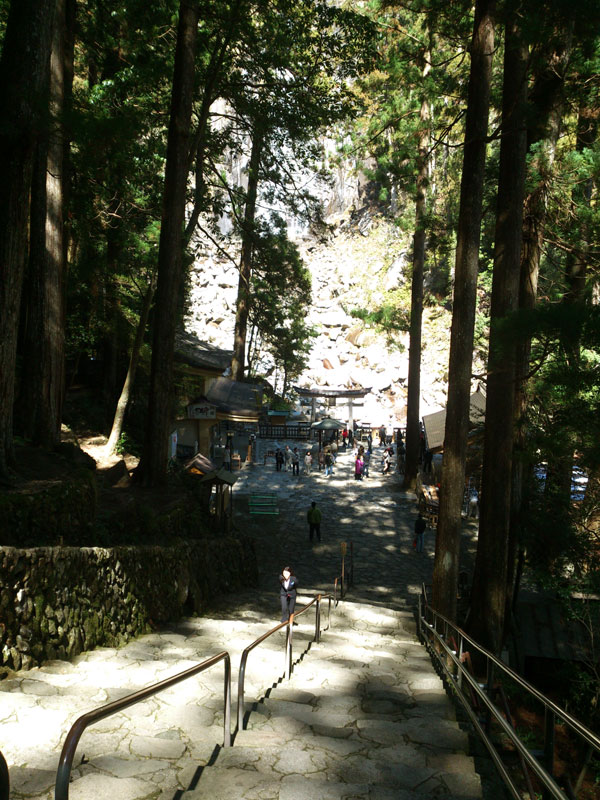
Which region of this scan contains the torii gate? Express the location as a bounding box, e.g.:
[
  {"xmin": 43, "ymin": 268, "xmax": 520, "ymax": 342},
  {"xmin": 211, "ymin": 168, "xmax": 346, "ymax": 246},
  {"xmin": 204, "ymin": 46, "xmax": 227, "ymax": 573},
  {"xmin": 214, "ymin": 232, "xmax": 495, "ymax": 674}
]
[{"xmin": 293, "ymin": 386, "xmax": 372, "ymax": 427}]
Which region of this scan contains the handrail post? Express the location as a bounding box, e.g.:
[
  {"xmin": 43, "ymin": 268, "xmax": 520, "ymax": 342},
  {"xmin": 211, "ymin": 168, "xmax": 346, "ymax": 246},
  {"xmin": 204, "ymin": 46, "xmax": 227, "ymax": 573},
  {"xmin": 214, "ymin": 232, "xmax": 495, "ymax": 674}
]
[
  {"xmin": 223, "ymin": 654, "xmax": 231, "ymax": 747},
  {"xmin": 417, "ymin": 593, "xmax": 422, "ymax": 642},
  {"xmin": 458, "ymin": 634, "xmax": 464, "ymax": 691},
  {"xmin": 315, "ymin": 595, "xmax": 321, "ymax": 643},
  {"xmin": 237, "ymin": 651, "xmax": 248, "ymax": 733},
  {"xmin": 485, "ymin": 657, "xmax": 495, "ymax": 735},
  {"xmin": 285, "ymin": 616, "xmax": 293, "ymax": 679}
]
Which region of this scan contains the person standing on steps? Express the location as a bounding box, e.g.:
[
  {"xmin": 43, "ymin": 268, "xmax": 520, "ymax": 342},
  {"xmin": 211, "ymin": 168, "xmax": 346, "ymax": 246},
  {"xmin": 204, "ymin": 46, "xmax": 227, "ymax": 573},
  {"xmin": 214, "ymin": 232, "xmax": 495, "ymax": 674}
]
[
  {"xmin": 307, "ymin": 500, "xmax": 322, "ymax": 542},
  {"xmin": 284, "ymin": 445, "xmax": 292, "ymax": 472},
  {"xmin": 279, "ymin": 566, "xmax": 298, "ymax": 622}
]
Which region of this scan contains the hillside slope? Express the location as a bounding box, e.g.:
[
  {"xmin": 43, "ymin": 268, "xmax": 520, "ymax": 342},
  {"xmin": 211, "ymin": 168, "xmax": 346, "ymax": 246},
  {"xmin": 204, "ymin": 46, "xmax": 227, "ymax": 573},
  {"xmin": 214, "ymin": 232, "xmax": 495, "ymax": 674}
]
[{"xmin": 186, "ymin": 214, "xmax": 461, "ymax": 425}]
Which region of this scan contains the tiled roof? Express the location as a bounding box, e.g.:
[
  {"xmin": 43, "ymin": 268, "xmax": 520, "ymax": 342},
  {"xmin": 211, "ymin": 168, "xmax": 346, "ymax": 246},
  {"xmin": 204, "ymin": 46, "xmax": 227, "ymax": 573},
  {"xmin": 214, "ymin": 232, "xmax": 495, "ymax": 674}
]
[
  {"xmin": 422, "ymin": 389, "xmax": 486, "ymax": 451},
  {"xmin": 174, "ymin": 330, "xmax": 232, "ymax": 372},
  {"xmin": 206, "ymin": 377, "xmax": 263, "ymax": 418}
]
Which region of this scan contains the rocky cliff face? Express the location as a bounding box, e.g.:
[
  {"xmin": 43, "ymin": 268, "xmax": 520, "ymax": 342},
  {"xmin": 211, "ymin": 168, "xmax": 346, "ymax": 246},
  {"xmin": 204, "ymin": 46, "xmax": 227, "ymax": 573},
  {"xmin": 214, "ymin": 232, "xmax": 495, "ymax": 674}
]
[{"xmin": 186, "ymin": 212, "xmax": 456, "ymax": 427}]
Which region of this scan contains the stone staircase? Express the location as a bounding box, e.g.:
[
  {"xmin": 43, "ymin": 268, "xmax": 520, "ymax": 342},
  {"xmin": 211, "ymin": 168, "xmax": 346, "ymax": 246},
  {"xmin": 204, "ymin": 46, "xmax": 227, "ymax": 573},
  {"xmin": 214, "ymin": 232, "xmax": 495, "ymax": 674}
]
[
  {"xmin": 3, "ymin": 595, "xmax": 486, "ymax": 799},
  {"xmin": 180, "ymin": 600, "xmax": 483, "ymax": 800}
]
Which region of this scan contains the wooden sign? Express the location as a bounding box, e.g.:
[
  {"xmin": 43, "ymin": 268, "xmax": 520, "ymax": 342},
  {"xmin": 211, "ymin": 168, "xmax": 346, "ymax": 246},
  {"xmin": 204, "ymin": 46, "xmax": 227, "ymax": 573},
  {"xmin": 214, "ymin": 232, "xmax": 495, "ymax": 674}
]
[{"xmin": 187, "ymin": 402, "xmax": 216, "ymax": 419}]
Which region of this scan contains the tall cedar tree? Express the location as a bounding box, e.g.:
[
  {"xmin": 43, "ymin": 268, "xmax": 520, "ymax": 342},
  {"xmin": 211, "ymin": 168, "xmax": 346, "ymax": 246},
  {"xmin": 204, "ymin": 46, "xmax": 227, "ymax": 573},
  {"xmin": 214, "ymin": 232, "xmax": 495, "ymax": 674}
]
[
  {"xmin": 468, "ymin": 1, "xmax": 528, "ymax": 654},
  {"xmin": 509, "ymin": 25, "xmax": 572, "ymax": 614},
  {"xmin": 138, "ymin": 0, "xmax": 200, "ymax": 486},
  {"xmin": 432, "ymin": 0, "xmax": 495, "ymax": 621},
  {"xmin": 231, "ymin": 121, "xmax": 263, "ymax": 381},
  {"xmin": 404, "ymin": 29, "xmax": 432, "ymax": 489},
  {"xmin": 18, "ymin": 0, "xmax": 75, "ymax": 449},
  {"xmin": 0, "ymin": 0, "xmax": 56, "ymax": 481}
]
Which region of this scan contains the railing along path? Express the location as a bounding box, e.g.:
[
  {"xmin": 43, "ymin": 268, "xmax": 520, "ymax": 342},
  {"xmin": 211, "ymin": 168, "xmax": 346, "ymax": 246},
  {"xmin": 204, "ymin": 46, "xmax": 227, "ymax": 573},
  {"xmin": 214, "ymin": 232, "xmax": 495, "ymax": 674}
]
[
  {"xmin": 236, "ymin": 592, "xmax": 334, "ymax": 732},
  {"xmin": 418, "ymin": 585, "xmax": 600, "ymax": 800},
  {"xmin": 53, "ymin": 580, "xmax": 344, "ymax": 798},
  {"xmin": 54, "ymin": 652, "xmax": 232, "ymax": 800}
]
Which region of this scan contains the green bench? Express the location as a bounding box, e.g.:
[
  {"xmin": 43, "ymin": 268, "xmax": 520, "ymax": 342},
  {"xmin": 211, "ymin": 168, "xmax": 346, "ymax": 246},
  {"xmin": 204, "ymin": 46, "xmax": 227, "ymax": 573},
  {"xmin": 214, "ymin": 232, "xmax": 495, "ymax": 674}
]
[{"xmin": 248, "ymin": 493, "xmax": 279, "ymax": 515}]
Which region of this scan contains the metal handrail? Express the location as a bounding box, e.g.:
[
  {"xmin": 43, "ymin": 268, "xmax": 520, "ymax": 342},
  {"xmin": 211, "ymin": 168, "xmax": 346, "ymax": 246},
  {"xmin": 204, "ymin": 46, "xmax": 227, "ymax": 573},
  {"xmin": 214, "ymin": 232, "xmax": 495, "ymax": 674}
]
[
  {"xmin": 0, "ymin": 749, "xmax": 8, "ymax": 800},
  {"xmin": 237, "ymin": 593, "xmax": 333, "ymax": 732},
  {"xmin": 418, "ymin": 591, "xmax": 600, "ymax": 800},
  {"xmin": 55, "ymin": 651, "xmax": 231, "ymax": 800}
]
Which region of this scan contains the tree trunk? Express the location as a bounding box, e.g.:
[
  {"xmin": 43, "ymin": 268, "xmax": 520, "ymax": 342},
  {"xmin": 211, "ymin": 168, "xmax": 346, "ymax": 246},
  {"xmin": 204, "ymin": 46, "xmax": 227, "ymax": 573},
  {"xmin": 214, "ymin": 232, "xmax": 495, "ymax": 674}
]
[
  {"xmin": 138, "ymin": 0, "xmax": 200, "ymax": 486},
  {"xmin": 17, "ymin": 5, "xmax": 73, "ymax": 441},
  {"xmin": 0, "ymin": 0, "xmax": 56, "ymax": 480},
  {"xmin": 431, "ymin": 0, "xmax": 495, "ymax": 621},
  {"xmin": 404, "ymin": 38, "xmax": 431, "ymax": 490},
  {"xmin": 231, "ymin": 124, "xmax": 264, "ymax": 382},
  {"xmin": 508, "ymin": 29, "xmax": 571, "ymax": 614},
  {"xmin": 105, "ymin": 280, "xmax": 156, "ymax": 456},
  {"xmin": 468, "ymin": 5, "xmax": 528, "ymax": 654}
]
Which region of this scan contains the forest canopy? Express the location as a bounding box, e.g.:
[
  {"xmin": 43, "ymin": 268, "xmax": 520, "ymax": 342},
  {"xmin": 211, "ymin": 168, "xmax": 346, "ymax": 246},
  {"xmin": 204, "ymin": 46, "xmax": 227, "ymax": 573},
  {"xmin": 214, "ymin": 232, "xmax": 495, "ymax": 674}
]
[{"xmin": 0, "ymin": 0, "xmax": 599, "ymax": 715}]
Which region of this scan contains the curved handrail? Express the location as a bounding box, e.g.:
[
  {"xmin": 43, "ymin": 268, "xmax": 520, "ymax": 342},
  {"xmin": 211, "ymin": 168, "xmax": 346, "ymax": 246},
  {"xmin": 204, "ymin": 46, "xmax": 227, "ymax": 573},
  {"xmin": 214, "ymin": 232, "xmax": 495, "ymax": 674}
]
[
  {"xmin": 237, "ymin": 593, "xmax": 333, "ymax": 732},
  {"xmin": 0, "ymin": 749, "xmax": 8, "ymax": 800},
  {"xmin": 418, "ymin": 595, "xmax": 600, "ymax": 800},
  {"xmin": 55, "ymin": 651, "xmax": 231, "ymax": 800}
]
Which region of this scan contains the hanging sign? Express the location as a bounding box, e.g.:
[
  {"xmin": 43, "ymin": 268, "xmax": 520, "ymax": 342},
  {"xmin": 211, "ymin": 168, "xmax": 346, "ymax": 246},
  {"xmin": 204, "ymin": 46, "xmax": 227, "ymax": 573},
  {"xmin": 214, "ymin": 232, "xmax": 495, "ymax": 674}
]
[{"xmin": 187, "ymin": 402, "xmax": 216, "ymax": 419}]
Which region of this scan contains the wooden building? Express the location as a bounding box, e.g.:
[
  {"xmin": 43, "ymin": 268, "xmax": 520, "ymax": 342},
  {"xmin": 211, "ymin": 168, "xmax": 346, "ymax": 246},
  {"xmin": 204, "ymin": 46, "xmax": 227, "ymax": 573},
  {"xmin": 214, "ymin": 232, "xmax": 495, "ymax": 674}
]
[{"xmin": 172, "ymin": 331, "xmax": 262, "ymax": 462}]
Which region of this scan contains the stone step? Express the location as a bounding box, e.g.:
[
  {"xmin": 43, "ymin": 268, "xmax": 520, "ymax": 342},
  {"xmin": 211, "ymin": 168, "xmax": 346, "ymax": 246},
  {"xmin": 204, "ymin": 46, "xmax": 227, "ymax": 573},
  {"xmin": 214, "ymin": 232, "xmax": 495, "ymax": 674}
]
[
  {"xmin": 182, "ymin": 764, "xmax": 481, "ymax": 799},
  {"xmin": 210, "ymin": 743, "xmax": 482, "ymax": 797},
  {"xmin": 250, "ymin": 700, "xmax": 356, "ymax": 731},
  {"xmin": 245, "ymin": 704, "xmax": 467, "ymax": 752},
  {"xmin": 257, "ymin": 684, "xmax": 456, "ymax": 722}
]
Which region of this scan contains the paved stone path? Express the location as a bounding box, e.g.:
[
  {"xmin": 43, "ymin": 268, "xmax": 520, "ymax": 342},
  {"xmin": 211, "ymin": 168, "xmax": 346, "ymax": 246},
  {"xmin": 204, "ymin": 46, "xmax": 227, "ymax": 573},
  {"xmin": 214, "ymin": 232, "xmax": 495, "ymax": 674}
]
[
  {"xmin": 229, "ymin": 442, "xmax": 479, "ymax": 613},
  {"xmin": 0, "ymin": 443, "xmax": 488, "ymax": 800}
]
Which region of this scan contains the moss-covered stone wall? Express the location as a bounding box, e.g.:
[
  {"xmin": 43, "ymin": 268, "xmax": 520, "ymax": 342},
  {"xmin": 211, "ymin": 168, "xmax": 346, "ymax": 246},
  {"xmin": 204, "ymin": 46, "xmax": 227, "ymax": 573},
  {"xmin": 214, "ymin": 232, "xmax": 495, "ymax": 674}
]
[{"xmin": 0, "ymin": 537, "xmax": 257, "ymax": 671}]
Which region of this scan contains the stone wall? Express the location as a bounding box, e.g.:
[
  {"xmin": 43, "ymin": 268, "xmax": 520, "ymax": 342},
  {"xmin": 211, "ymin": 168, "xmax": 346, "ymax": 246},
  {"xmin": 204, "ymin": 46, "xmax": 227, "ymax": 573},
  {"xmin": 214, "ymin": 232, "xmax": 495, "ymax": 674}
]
[{"xmin": 0, "ymin": 536, "xmax": 257, "ymax": 671}]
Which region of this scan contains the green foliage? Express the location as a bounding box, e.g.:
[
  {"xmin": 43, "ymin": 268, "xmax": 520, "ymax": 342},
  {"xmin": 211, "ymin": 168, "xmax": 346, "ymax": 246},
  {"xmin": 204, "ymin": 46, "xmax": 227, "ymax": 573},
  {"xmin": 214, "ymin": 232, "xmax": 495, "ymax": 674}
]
[
  {"xmin": 350, "ymin": 302, "xmax": 409, "ymax": 334},
  {"xmin": 246, "ymin": 224, "xmax": 316, "ymax": 393},
  {"xmin": 343, "ymin": 0, "xmax": 474, "ymax": 297},
  {"xmin": 115, "ymin": 432, "xmax": 141, "ymax": 458}
]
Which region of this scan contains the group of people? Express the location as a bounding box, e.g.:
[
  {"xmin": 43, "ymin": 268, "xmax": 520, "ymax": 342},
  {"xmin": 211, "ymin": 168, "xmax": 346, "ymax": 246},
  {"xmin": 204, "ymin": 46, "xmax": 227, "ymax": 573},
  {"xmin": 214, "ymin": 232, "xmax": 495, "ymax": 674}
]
[
  {"xmin": 274, "ymin": 445, "xmax": 308, "ymax": 475},
  {"xmin": 274, "ymin": 442, "xmax": 340, "ymax": 478},
  {"xmin": 271, "ymin": 425, "xmax": 412, "ymax": 492}
]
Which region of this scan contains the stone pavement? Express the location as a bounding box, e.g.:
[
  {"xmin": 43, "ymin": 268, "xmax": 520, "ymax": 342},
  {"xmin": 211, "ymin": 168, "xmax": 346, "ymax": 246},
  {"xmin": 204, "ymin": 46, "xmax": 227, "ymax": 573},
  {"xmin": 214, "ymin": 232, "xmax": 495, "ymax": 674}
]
[
  {"xmin": 230, "ymin": 441, "xmax": 456, "ymax": 612},
  {"xmin": 0, "ymin": 442, "xmax": 490, "ymax": 800}
]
